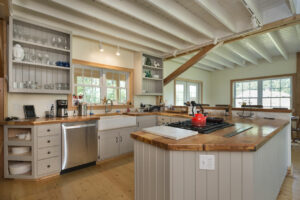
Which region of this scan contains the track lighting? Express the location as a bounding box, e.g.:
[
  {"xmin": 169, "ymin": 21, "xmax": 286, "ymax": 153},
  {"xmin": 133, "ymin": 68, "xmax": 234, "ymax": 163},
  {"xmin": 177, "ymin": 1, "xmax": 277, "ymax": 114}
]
[
  {"xmin": 99, "ymin": 41, "xmax": 104, "ymax": 52},
  {"xmin": 116, "ymin": 45, "xmax": 120, "ymax": 56}
]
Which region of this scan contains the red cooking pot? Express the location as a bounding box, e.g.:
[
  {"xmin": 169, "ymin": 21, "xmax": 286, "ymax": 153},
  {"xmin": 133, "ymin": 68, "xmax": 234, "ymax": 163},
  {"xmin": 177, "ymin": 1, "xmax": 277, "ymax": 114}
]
[{"xmin": 192, "ymin": 113, "xmax": 207, "ymax": 127}]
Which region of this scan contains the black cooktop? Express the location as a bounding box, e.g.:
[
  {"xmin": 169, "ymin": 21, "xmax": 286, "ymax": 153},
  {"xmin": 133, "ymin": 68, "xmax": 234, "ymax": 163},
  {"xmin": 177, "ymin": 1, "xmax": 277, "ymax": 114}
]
[{"xmin": 167, "ymin": 120, "xmax": 234, "ymax": 134}]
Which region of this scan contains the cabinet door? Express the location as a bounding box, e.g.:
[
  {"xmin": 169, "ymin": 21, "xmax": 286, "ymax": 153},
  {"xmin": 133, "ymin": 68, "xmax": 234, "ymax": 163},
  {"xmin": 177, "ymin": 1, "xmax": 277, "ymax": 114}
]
[
  {"xmin": 137, "ymin": 115, "xmax": 157, "ymax": 130},
  {"xmin": 99, "ymin": 130, "xmax": 120, "ymax": 160},
  {"xmin": 119, "ymin": 127, "xmax": 135, "ymax": 154}
]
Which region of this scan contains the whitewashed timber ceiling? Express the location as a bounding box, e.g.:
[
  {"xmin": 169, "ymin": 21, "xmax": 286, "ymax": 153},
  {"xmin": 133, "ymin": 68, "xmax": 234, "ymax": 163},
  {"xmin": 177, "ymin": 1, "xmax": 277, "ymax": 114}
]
[{"xmin": 9, "ymin": 0, "xmax": 300, "ymax": 71}]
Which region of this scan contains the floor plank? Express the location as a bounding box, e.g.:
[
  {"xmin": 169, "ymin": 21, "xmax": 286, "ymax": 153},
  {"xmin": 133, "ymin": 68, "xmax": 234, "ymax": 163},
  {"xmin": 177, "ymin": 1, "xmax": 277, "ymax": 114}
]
[{"xmin": 0, "ymin": 145, "xmax": 299, "ymax": 200}]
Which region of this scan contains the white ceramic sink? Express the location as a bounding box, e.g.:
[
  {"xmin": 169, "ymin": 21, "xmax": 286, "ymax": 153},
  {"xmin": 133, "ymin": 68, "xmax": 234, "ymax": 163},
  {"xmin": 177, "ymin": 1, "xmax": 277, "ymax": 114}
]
[{"xmin": 98, "ymin": 115, "xmax": 137, "ymax": 131}]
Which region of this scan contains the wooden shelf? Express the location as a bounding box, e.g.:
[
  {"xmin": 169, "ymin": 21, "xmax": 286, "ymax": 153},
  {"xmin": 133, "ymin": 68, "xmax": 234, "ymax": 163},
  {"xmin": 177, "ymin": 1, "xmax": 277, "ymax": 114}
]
[
  {"xmin": 10, "ymin": 88, "xmax": 71, "ymax": 94},
  {"xmin": 143, "ymin": 77, "xmax": 163, "ymax": 81},
  {"xmin": 13, "ymin": 60, "xmax": 71, "ymax": 70},
  {"xmin": 13, "ymin": 39, "xmax": 70, "ymax": 53},
  {"xmin": 143, "ymin": 65, "xmax": 163, "ymax": 70},
  {"xmin": 137, "ymin": 93, "xmax": 163, "ymax": 96},
  {"xmin": 7, "ymin": 152, "xmax": 32, "ymax": 161}
]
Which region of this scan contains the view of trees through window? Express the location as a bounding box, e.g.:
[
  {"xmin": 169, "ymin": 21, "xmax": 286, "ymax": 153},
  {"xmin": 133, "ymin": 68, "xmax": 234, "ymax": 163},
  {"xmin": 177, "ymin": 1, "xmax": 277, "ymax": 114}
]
[
  {"xmin": 175, "ymin": 80, "xmax": 201, "ymax": 106},
  {"xmin": 233, "ymin": 77, "xmax": 291, "ymax": 109},
  {"xmin": 73, "ymin": 65, "xmax": 129, "ymax": 105}
]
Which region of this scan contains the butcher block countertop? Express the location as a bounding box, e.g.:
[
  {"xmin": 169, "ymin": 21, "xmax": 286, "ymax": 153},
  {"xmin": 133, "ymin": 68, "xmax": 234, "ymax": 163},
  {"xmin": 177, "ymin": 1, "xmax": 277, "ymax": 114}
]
[
  {"xmin": 0, "ymin": 116, "xmax": 100, "ymax": 125},
  {"xmin": 131, "ymin": 116, "xmax": 289, "ymax": 152}
]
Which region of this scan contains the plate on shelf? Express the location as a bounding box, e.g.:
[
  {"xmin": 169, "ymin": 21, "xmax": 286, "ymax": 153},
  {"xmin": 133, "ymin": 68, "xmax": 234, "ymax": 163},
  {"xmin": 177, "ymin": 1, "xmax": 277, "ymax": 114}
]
[{"xmin": 13, "ymin": 44, "xmax": 24, "ymax": 61}]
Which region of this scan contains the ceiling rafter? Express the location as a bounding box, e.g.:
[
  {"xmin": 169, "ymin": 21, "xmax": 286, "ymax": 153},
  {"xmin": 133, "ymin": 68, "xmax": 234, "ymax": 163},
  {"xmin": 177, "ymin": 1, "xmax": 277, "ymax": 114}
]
[
  {"xmin": 172, "ymin": 58, "xmax": 215, "ymax": 72},
  {"xmin": 146, "ymin": 0, "xmax": 214, "ymax": 39},
  {"xmin": 241, "ymin": 0, "xmax": 263, "ymax": 25},
  {"xmin": 295, "ymin": 24, "xmax": 300, "ymax": 40},
  {"xmin": 205, "ymin": 53, "xmax": 235, "ymax": 69},
  {"xmin": 244, "ymin": 39, "xmax": 272, "ymax": 63},
  {"xmin": 12, "ymin": 5, "xmax": 163, "ymax": 56},
  {"xmin": 287, "ymin": 0, "xmax": 296, "ymax": 15},
  {"xmin": 96, "ymin": 0, "xmax": 202, "ymax": 44},
  {"xmin": 213, "ymin": 48, "xmax": 246, "ymax": 67},
  {"xmin": 267, "ymin": 31, "xmax": 288, "ymax": 60},
  {"xmin": 13, "ymin": 0, "xmax": 172, "ymax": 53},
  {"xmin": 51, "ymin": 0, "xmax": 184, "ymax": 49},
  {"xmin": 199, "ymin": 59, "xmax": 225, "ymax": 70},
  {"xmin": 195, "ymin": 0, "xmax": 237, "ymax": 33},
  {"xmin": 225, "ymin": 43, "xmax": 258, "ymax": 65}
]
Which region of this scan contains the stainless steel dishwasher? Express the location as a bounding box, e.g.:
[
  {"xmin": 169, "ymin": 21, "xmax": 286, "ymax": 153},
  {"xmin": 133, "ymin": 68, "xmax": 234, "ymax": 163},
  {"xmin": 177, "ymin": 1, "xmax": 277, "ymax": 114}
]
[{"xmin": 61, "ymin": 120, "xmax": 98, "ymax": 173}]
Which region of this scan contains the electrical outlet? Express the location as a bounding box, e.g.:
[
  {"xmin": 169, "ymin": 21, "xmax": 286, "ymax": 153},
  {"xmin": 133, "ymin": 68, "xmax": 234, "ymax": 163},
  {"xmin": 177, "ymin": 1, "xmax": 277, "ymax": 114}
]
[{"xmin": 199, "ymin": 155, "xmax": 215, "ymax": 170}]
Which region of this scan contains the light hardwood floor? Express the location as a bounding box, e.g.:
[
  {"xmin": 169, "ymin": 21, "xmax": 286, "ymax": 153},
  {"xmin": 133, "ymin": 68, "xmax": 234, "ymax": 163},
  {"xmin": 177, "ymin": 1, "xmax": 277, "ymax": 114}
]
[{"xmin": 0, "ymin": 145, "xmax": 299, "ymax": 200}]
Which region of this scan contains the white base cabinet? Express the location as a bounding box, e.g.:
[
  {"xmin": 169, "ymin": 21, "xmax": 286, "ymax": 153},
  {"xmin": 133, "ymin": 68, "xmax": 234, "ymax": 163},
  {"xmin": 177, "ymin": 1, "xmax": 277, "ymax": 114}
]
[
  {"xmin": 136, "ymin": 115, "xmax": 157, "ymax": 130},
  {"xmin": 98, "ymin": 126, "xmax": 136, "ymax": 161}
]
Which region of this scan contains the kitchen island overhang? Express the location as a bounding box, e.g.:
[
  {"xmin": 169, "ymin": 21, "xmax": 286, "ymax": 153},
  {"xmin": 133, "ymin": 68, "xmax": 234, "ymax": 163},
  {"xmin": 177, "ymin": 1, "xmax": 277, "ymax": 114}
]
[{"xmin": 131, "ymin": 117, "xmax": 290, "ymax": 200}]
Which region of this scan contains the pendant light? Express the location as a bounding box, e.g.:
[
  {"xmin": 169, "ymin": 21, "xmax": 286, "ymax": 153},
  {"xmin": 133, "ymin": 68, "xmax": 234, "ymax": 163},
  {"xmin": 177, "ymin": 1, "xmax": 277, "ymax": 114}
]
[
  {"xmin": 116, "ymin": 45, "xmax": 120, "ymax": 56},
  {"xmin": 99, "ymin": 41, "xmax": 104, "ymax": 52}
]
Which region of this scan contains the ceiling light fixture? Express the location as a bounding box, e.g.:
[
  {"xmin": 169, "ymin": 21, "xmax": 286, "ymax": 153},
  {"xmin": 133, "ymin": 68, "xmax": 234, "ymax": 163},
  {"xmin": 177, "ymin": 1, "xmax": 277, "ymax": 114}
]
[
  {"xmin": 116, "ymin": 45, "xmax": 120, "ymax": 56},
  {"xmin": 213, "ymin": 37, "xmax": 218, "ymax": 45},
  {"xmin": 99, "ymin": 41, "xmax": 104, "ymax": 52}
]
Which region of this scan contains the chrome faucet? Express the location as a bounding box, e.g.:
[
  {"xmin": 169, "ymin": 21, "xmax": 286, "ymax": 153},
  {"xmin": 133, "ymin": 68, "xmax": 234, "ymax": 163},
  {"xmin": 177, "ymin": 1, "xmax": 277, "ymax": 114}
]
[{"xmin": 105, "ymin": 99, "xmax": 113, "ymax": 113}]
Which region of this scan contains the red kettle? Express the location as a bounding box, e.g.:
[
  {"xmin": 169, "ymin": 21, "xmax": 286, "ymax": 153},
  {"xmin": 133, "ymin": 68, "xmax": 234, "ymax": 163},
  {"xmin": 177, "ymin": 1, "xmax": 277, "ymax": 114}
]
[{"xmin": 192, "ymin": 113, "xmax": 207, "ymax": 127}]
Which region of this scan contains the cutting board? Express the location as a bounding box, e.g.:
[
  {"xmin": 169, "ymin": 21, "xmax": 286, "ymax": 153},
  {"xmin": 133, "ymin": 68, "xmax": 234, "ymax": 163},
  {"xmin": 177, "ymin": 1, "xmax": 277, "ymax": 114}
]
[{"xmin": 143, "ymin": 126, "xmax": 198, "ymax": 140}]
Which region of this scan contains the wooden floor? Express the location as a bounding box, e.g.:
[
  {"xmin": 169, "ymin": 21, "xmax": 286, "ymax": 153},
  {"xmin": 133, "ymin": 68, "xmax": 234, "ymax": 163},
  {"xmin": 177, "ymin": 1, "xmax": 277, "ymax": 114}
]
[{"xmin": 0, "ymin": 145, "xmax": 300, "ymax": 200}]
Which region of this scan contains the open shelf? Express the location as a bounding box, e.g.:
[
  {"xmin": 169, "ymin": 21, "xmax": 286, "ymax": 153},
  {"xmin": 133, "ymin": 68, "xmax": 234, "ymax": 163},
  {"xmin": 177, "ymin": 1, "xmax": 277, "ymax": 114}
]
[
  {"xmin": 143, "ymin": 65, "xmax": 163, "ymax": 70},
  {"xmin": 143, "ymin": 77, "xmax": 163, "ymax": 81},
  {"xmin": 12, "ymin": 60, "xmax": 70, "ymax": 70},
  {"xmin": 13, "ymin": 39, "xmax": 70, "ymax": 53}
]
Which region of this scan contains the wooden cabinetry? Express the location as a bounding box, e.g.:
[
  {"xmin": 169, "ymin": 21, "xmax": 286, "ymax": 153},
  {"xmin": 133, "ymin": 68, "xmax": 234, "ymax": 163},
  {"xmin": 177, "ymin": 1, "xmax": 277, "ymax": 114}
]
[
  {"xmin": 8, "ymin": 17, "xmax": 72, "ymax": 94},
  {"xmin": 4, "ymin": 124, "xmax": 61, "ymax": 179},
  {"xmin": 134, "ymin": 53, "xmax": 163, "ymax": 96},
  {"xmin": 98, "ymin": 126, "xmax": 136, "ymax": 161}
]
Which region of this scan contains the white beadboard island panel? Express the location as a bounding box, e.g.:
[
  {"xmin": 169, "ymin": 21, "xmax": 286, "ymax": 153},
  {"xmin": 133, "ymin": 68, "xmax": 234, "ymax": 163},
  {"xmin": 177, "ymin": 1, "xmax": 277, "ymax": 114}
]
[{"xmin": 133, "ymin": 124, "xmax": 289, "ymax": 200}]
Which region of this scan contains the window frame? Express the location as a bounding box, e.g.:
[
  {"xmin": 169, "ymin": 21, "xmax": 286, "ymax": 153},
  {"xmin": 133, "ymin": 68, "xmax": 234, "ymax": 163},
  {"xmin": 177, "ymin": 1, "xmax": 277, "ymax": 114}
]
[
  {"xmin": 68, "ymin": 59, "xmax": 133, "ymax": 110},
  {"xmin": 174, "ymin": 78, "xmax": 203, "ymax": 106},
  {"xmin": 230, "ymin": 74, "xmax": 295, "ymax": 109}
]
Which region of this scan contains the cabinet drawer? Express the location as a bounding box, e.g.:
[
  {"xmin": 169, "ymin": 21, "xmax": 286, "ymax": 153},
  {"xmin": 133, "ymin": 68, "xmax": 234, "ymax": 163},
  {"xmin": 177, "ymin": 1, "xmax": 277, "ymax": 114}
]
[
  {"xmin": 38, "ymin": 146, "xmax": 60, "ymax": 160},
  {"xmin": 38, "ymin": 135, "xmax": 60, "ymax": 148},
  {"xmin": 37, "ymin": 124, "xmax": 61, "ymax": 136},
  {"xmin": 37, "ymin": 157, "xmax": 60, "ymax": 176}
]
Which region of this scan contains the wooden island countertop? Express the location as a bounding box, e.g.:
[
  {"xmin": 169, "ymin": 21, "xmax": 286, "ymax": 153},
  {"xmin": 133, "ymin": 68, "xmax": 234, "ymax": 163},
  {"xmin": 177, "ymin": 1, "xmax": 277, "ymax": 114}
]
[
  {"xmin": 0, "ymin": 116, "xmax": 100, "ymax": 125},
  {"xmin": 131, "ymin": 116, "xmax": 289, "ymax": 152}
]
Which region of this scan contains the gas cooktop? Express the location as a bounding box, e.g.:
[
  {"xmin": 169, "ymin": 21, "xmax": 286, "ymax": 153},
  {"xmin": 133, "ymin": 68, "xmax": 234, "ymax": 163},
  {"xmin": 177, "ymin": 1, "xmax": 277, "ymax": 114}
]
[{"xmin": 167, "ymin": 120, "xmax": 234, "ymax": 134}]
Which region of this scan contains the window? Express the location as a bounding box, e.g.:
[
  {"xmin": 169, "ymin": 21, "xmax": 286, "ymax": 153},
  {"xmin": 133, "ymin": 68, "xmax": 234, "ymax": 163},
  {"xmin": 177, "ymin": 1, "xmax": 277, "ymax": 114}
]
[
  {"xmin": 233, "ymin": 76, "xmax": 292, "ymax": 109},
  {"xmin": 73, "ymin": 64, "xmax": 129, "ymax": 105},
  {"xmin": 175, "ymin": 79, "xmax": 202, "ymax": 106}
]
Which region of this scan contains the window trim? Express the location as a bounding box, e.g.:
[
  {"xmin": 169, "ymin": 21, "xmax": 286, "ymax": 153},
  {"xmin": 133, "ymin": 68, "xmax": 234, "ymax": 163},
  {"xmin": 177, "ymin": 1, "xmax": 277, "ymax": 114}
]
[
  {"xmin": 174, "ymin": 78, "xmax": 203, "ymax": 106},
  {"xmin": 68, "ymin": 59, "xmax": 134, "ymax": 110},
  {"xmin": 230, "ymin": 74, "xmax": 296, "ymax": 109}
]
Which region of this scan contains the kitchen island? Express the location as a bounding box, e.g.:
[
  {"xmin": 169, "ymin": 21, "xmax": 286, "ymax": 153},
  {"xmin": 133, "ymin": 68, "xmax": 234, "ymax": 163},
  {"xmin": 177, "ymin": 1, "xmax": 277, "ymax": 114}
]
[{"xmin": 131, "ymin": 116, "xmax": 290, "ymax": 200}]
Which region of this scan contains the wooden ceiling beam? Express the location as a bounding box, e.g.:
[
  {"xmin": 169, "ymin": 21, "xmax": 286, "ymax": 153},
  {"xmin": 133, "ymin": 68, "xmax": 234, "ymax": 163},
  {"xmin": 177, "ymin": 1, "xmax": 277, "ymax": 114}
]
[
  {"xmin": 146, "ymin": 0, "xmax": 214, "ymax": 39},
  {"xmin": 165, "ymin": 14, "xmax": 300, "ymax": 60},
  {"xmin": 96, "ymin": 0, "xmax": 199, "ymax": 44},
  {"xmin": 244, "ymin": 39, "xmax": 272, "ymax": 63},
  {"xmin": 195, "ymin": 0, "xmax": 237, "ymax": 33},
  {"xmin": 164, "ymin": 44, "xmax": 217, "ymax": 85},
  {"xmin": 267, "ymin": 31, "xmax": 288, "ymax": 60},
  {"xmin": 205, "ymin": 53, "xmax": 235, "ymax": 68}
]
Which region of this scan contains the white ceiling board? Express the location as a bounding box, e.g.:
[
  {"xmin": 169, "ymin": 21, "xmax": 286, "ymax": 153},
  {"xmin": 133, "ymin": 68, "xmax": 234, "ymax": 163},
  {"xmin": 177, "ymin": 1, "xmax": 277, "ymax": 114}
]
[
  {"xmin": 225, "ymin": 43, "xmax": 258, "ymax": 64},
  {"xmin": 51, "ymin": 0, "xmax": 188, "ymax": 49},
  {"xmin": 261, "ymin": 1, "xmax": 292, "ymax": 23},
  {"xmin": 12, "ymin": 6, "xmax": 163, "ymax": 57},
  {"xmin": 97, "ymin": 0, "xmax": 208, "ymax": 45},
  {"xmin": 205, "ymin": 53, "xmax": 235, "ymax": 68},
  {"xmin": 243, "ymin": 38, "xmax": 272, "ymax": 63},
  {"xmin": 213, "ymin": 47, "xmax": 246, "ymax": 67},
  {"xmin": 267, "ymin": 31, "xmax": 288, "ymax": 59},
  {"xmin": 172, "ymin": 58, "xmax": 215, "ymax": 72},
  {"xmin": 13, "ymin": 0, "xmax": 173, "ymax": 53}
]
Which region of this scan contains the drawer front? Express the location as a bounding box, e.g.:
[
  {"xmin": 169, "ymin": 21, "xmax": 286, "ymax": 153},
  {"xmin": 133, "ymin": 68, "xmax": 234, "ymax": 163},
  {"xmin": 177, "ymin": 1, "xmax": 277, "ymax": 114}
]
[
  {"xmin": 38, "ymin": 146, "xmax": 61, "ymax": 160},
  {"xmin": 37, "ymin": 157, "xmax": 60, "ymax": 176},
  {"xmin": 38, "ymin": 135, "xmax": 61, "ymax": 148},
  {"xmin": 37, "ymin": 124, "xmax": 61, "ymax": 137}
]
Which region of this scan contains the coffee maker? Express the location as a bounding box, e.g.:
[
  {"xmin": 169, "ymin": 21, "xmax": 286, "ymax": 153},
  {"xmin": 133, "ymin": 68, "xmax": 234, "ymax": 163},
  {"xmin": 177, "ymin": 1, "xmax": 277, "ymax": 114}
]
[{"xmin": 56, "ymin": 100, "xmax": 68, "ymax": 117}]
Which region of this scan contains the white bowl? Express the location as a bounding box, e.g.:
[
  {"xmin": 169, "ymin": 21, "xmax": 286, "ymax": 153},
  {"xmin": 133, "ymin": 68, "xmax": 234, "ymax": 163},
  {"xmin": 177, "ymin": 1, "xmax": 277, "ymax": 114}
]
[
  {"xmin": 17, "ymin": 134, "xmax": 26, "ymax": 140},
  {"xmin": 153, "ymin": 75, "xmax": 159, "ymax": 79},
  {"xmin": 11, "ymin": 147, "xmax": 30, "ymax": 155},
  {"xmin": 9, "ymin": 162, "xmax": 31, "ymax": 175}
]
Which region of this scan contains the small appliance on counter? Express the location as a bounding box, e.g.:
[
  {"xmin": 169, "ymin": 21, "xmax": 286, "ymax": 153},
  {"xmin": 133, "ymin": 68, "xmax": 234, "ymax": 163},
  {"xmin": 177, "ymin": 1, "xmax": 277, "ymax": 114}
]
[
  {"xmin": 78, "ymin": 103, "xmax": 88, "ymax": 116},
  {"xmin": 56, "ymin": 100, "xmax": 68, "ymax": 117},
  {"xmin": 23, "ymin": 105, "xmax": 37, "ymax": 119}
]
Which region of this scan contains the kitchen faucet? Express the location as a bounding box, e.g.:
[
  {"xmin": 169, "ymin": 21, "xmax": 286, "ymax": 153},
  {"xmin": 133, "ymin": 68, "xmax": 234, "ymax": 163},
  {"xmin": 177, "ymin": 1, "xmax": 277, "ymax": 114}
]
[{"xmin": 105, "ymin": 99, "xmax": 113, "ymax": 113}]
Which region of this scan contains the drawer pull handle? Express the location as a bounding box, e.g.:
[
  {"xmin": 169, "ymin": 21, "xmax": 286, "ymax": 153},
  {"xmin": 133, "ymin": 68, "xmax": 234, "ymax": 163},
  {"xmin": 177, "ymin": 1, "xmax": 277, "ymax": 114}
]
[
  {"xmin": 47, "ymin": 140, "xmax": 51, "ymax": 143},
  {"xmin": 47, "ymin": 165, "xmax": 51, "ymax": 168},
  {"xmin": 47, "ymin": 151, "xmax": 51, "ymax": 154},
  {"xmin": 47, "ymin": 129, "xmax": 51, "ymax": 132}
]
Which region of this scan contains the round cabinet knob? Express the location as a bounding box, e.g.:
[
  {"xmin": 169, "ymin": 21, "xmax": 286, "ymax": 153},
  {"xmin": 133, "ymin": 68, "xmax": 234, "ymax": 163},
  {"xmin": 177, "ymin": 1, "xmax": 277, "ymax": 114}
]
[
  {"xmin": 47, "ymin": 165, "xmax": 51, "ymax": 168},
  {"xmin": 47, "ymin": 140, "xmax": 51, "ymax": 143},
  {"xmin": 47, "ymin": 151, "xmax": 51, "ymax": 154},
  {"xmin": 47, "ymin": 129, "xmax": 51, "ymax": 132}
]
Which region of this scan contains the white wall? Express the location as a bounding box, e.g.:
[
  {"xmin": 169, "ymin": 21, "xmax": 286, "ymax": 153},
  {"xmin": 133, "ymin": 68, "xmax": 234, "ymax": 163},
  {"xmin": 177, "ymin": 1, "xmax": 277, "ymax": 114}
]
[
  {"xmin": 163, "ymin": 60, "xmax": 212, "ymax": 106},
  {"xmin": 210, "ymin": 54, "xmax": 296, "ymax": 105}
]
